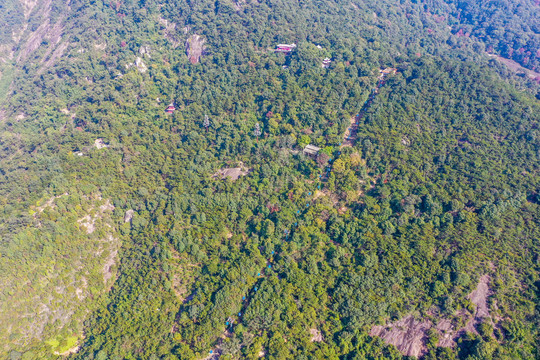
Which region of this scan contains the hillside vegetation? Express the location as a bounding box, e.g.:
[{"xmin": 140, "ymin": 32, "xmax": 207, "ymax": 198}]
[{"xmin": 0, "ymin": 0, "xmax": 539, "ymax": 359}]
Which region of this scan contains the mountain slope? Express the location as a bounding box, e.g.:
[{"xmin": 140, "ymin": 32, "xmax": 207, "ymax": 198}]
[{"xmin": 0, "ymin": 0, "xmax": 539, "ymax": 359}]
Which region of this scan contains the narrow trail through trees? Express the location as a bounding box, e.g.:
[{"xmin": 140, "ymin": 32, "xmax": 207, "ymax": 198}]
[
  {"xmin": 342, "ymin": 74, "xmax": 388, "ymax": 147},
  {"xmin": 204, "ymin": 70, "xmax": 395, "ymax": 359},
  {"xmin": 321, "ymin": 70, "xmax": 393, "ymax": 182}
]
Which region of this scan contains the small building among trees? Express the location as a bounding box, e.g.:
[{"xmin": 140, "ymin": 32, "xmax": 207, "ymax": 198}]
[
  {"xmin": 322, "ymin": 58, "xmax": 331, "ymax": 68},
  {"xmin": 165, "ymin": 103, "xmax": 176, "ymax": 114},
  {"xmin": 378, "ymin": 67, "xmax": 397, "ymax": 79},
  {"xmin": 380, "ymin": 67, "xmax": 397, "ymax": 75},
  {"xmin": 275, "ymin": 44, "xmax": 296, "ymax": 53},
  {"xmin": 303, "ymin": 144, "xmax": 320, "ymax": 157}
]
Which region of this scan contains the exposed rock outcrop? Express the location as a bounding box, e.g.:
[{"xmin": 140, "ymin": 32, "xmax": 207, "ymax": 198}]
[
  {"xmin": 186, "ymin": 34, "xmax": 206, "ymax": 64},
  {"xmin": 370, "ymin": 275, "xmax": 495, "ymax": 358}
]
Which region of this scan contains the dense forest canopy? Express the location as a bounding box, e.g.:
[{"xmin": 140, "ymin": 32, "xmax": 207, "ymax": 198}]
[
  {"xmin": 0, "ymin": 0, "xmax": 539, "ymax": 359},
  {"xmin": 440, "ymin": 0, "xmax": 540, "ymax": 71}
]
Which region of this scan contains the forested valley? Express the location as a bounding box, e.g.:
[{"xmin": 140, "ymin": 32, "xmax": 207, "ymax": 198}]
[{"xmin": 0, "ymin": 0, "xmax": 539, "ymax": 359}]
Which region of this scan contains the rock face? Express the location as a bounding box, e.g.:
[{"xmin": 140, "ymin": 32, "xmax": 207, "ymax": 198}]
[
  {"xmin": 468, "ymin": 275, "xmax": 491, "ymax": 319},
  {"xmin": 77, "ymin": 198, "xmax": 115, "ymax": 234},
  {"xmin": 13, "ymin": 0, "xmax": 65, "ymax": 65},
  {"xmin": 159, "ymin": 17, "xmax": 181, "ymax": 47},
  {"xmin": 94, "ymin": 138, "xmax": 109, "ymax": 149},
  {"xmin": 370, "ymin": 315, "xmax": 431, "ymax": 357},
  {"xmin": 463, "ymin": 274, "xmax": 492, "ymax": 335},
  {"xmin": 139, "ymin": 45, "xmax": 151, "ymax": 56},
  {"xmin": 135, "ymin": 57, "xmax": 147, "ymax": 73},
  {"xmin": 1, "ymin": 193, "xmax": 121, "ymax": 355},
  {"xmin": 20, "ymin": 0, "xmax": 41, "ymax": 18},
  {"xmin": 124, "ymin": 209, "xmax": 135, "ymax": 223},
  {"xmin": 186, "ymin": 34, "xmax": 206, "ymax": 64},
  {"xmin": 214, "ymin": 166, "xmax": 250, "ymax": 181},
  {"xmin": 0, "ymin": 0, "xmax": 68, "ymax": 95},
  {"xmin": 310, "ymin": 328, "xmax": 324, "ymax": 342},
  {"xmin": 370, "ymin": 275, "xmax": 495, "ymax": 358}
]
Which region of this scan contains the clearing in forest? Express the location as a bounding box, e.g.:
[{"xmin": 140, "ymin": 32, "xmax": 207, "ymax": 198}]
[{"xmin": 214, "ymin": 163, "xmax": 250, "ymax": 181}]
